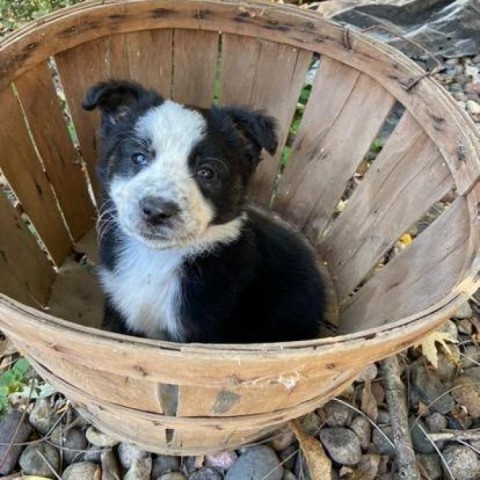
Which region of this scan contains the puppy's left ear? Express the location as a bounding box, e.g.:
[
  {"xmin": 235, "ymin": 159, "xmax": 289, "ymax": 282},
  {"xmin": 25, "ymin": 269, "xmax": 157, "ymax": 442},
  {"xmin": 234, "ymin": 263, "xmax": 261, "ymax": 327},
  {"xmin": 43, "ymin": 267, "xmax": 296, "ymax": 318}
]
[{"xmin": 223, "ymin": 107, "xmax": 278, "ymax": 158}]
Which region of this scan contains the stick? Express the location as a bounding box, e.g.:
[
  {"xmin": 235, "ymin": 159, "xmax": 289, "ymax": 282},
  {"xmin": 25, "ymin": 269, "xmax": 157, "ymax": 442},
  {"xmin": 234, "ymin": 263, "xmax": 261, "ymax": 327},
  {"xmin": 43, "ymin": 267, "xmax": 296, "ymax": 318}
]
[
  {"xmin": 428, "ymin": 429, "xmax": 480, "ymax": 442},
  {"xmin": 381, "ymin": 356, "xmax": 420, "ymax": 480}
]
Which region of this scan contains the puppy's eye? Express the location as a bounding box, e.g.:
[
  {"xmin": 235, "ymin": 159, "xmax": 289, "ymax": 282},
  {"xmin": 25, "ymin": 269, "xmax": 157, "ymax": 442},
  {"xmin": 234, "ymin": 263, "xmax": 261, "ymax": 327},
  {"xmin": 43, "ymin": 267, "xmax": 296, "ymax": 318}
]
[
  {"xmin": 196, "ymin": 166, "xmax": 215, "ymax": 180},
  {"xmin": 131, "ymin": 153, "xmax": 148, "ymax": 166}
]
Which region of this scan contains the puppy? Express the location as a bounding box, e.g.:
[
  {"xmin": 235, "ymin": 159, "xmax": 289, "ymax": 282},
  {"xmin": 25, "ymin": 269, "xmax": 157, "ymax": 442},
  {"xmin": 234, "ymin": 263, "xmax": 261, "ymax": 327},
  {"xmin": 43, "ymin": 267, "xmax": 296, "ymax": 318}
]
[{"xmin": 83, "ymin": 80, "xmax": 325, "ymax": 343}]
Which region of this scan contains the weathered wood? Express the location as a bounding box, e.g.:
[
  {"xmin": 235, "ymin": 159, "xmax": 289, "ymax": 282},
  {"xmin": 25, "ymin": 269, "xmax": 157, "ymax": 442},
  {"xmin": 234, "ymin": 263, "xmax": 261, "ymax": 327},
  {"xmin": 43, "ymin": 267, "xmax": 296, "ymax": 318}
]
[
  {"xmin": 0, "ymin": 86, "xmax": 72, "ymax": 265},
  {"xmin": 220, "ymin": 34, "xmax": 312, "ymax": 206},
  {"xmin": 319, "ymin": 112, "xmax": 455, "ymax": 300},
  {"xmin": 14, "ymin": 62, "xmax": 95, "ymax": 241},
  {"xmin": 172, "ymin": 29, "xmax": 218, "ymax": 107}
]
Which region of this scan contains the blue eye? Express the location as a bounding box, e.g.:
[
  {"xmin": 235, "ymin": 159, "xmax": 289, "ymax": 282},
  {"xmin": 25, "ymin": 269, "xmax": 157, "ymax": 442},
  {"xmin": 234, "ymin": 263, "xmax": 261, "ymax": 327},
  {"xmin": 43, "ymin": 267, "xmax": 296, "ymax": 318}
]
[{"xmin": 132, "ymin": 153, "xmax": 148, "ymax": 166}]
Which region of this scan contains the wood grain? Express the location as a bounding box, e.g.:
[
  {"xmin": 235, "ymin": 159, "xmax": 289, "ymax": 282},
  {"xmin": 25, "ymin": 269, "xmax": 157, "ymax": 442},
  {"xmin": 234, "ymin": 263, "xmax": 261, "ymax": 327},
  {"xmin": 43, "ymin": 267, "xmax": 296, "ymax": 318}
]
[
  {"xmin": 0, "ymin": 86, "xmax": 72, "ymax": 265},
  {"xmin": 14, "ymin": 62, "xmax": 95, "ymax": 241}
]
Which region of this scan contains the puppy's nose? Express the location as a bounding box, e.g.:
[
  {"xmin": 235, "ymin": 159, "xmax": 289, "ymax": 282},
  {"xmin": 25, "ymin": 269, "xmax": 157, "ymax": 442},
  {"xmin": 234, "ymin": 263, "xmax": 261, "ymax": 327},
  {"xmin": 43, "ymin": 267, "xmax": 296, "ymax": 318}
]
[{"xmin": 140, "ymin": 197, "xmax": 179, "ymax": 225}]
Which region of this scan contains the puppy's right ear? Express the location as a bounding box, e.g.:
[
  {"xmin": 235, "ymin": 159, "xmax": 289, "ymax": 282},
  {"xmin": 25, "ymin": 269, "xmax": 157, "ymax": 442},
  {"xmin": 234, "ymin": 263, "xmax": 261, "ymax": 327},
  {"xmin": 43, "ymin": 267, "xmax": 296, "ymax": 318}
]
[{"xmin": 82, "ymin": 80, "xmax": 160, "ymax": 127}]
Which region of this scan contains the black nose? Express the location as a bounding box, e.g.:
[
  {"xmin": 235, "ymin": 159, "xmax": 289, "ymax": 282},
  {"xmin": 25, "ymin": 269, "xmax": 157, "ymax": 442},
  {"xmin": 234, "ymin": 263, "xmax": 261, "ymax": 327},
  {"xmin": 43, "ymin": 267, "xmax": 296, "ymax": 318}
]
[{"xmin": 140, "ymin": 197, "xmax": 179, "ymax": 225}]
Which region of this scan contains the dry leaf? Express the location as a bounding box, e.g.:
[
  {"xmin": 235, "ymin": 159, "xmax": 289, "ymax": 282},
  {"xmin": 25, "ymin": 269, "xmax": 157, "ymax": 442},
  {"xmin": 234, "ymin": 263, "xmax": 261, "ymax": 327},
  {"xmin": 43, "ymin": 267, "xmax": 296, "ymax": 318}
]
[
  {"xmin": 290, "ymin": 419, "xmax": 331, "ymax": 479},
  {"xmin": 399, "ymin": 233, "xmax": 413, "ymax": 246},
  {"xmin": 350, "ymin": 454, "xmax": 381, "ymax": 480},
  {"xmin": 360, "ymin": 380, "xmax": 378, "ymax": 422},
  {"xmin": 413, "ymin": 330, "xmax": 458, "ymax": 368}
]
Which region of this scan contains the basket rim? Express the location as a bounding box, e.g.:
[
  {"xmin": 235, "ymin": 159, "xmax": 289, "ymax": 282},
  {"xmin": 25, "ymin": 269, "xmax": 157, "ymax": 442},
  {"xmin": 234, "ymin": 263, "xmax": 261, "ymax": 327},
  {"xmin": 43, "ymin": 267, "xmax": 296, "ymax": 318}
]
[{"xmin": 0, "ymin": 0, "xmax": 479, "ymax": 356}]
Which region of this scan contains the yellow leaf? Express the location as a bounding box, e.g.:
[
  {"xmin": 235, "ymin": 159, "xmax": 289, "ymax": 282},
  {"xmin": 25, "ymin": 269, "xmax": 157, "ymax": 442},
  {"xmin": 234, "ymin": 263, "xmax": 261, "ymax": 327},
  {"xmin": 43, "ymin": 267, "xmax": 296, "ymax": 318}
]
[
  {"xmin": 413, "ymin": 330, "xmax": 458, "ymax": 368},
  {"xmin": 290, "ymin": 420, "xmax": 331, "ymax": 479},
  {"xmin": 399, "ymin": 233, "xmax": 413, "ymax": 246}
]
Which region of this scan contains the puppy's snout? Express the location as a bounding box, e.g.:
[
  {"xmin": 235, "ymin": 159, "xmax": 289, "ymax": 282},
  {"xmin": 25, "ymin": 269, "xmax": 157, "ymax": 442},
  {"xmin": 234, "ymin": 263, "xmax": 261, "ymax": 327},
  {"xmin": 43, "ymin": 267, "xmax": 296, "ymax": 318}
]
[{"xmin": 140, "ymin": 197, "xmax": 179, "ymax": 225}]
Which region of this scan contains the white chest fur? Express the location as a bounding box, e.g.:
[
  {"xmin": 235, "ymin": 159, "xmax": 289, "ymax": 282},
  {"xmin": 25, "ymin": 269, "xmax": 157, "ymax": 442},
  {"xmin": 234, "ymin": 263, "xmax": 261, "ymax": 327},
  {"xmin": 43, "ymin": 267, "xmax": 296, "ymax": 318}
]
[{"xmin": 99, "ymin": 236, "xmax": 186, "ymax": 340}]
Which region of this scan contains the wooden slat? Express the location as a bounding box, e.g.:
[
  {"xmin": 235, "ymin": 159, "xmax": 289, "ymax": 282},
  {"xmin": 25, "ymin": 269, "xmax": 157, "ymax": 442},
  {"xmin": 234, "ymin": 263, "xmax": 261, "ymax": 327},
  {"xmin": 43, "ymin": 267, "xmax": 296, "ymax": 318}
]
[
  {"xmin": 14, "ymin": 62, "xmax": 95, "ymax": 241},
  {"xmin": 320, "ymin": 112, "xmax": 455, "ymax": 300},
  {"xmin": 220, "ymin": 34, "xmax": 312, "ymax": 206},
  {"xmin": 0, "ymin": 86, "xmax": 72, "ymax": 265},
  {"xmin": 172, "ymin": 29, "xmax": 218, "ymax": 107},
  {"xmin": 273, "ymin": 57, "xmax": 396, "ymax": 237},
  {"xmin": 341, "ymin": 195, "xmax": 470, "ymax": 332},
  {"xmin": 0, "ymin": 194, "xmax": 54, "ymax": 307}
]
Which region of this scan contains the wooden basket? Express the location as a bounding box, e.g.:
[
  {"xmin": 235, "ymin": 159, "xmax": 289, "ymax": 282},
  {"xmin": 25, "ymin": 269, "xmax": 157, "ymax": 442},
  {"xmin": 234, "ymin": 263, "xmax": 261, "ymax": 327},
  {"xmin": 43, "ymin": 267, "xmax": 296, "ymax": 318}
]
[{"xmin": 0, "ymin": 0, "xmax": 479, "ymax": 455}]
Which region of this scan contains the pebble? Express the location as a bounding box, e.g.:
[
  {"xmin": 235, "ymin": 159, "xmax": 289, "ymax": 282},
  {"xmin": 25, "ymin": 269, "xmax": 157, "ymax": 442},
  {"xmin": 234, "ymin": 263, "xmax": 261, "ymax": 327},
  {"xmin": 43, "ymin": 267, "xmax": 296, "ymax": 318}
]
[
  {"xmin": 324, "ymin": 401, "xmax": 352, "ymax": 427},
  {"xmin": 152, "ymin": 455, "xmax": 181, "ymax": 476},
  {"xmin": 270, "ymin": 428, "xmax": 295, "ymax": 451},
  {"xmin": 452, "ymin": 366, "xmax": 480, "ymax": 417},
  {"xmin": 435, "ymin": 351, "xmax": 457, "ymax": 384},
  {"xmin": 408, "ymin": 417, "xmax": 434, "ymax": 454},
  {"xmin": 282, "ymin": 471, "xmax": 297, "ymax": 480},
  {"xmin": 439, "ymin": 319, "xmax": 458, "ymax": 340},
  {"xmin": 300, "ymin": 412, "xmax": 322, "ymax": 436},
  {"xmin": 0, "ymin": 411, "xmax": 32, "ymax": 475},
  {"xmin": 355, "ymin": 364, "xmax": 378, "ymax": 383},
  {"xmin": 425, "ymin": 412, "xmax": 448, "ymax": 433},
  {"xmin": 51, "ymin": 426, "xmax": 88, "ymax": 464},
  {"xmin": 466, "ymin": 100, "xmax": 480, "ymax": 115},
  {"xmin": 376, "ymin": 410, "xmax": 390, "ymax": 425},
  {"xmin": 453, "ymin": 301, "xmax": 473, "ymax": 319},
  {"xmin": 19, "ymin": 442, "xmax": 60, "ymax": 477},
  {"xmin": 29, "ymin": 398, "xmax": 59, "ymax": 435},
  {"xmin": 417, "ymin": 454, "xmax": 442, "ymax": 480},
  {"xmin": 457, "ymin": 319, "xmax": 473, "ymax": 335},
  {"xmin": 159, "ymin": 474, "xmax": 187, "ymax": 480},
  {"xmin": 101, "ymin": 450, "xmax": 121, "ymax": 480},
  {"xmin": 118, "ymin": 442, "xmax": 149, "ymax": 469},
  {"xmin": 442, "ymin": 445, "xmax": 480, "ymax": 480},
  {"xmin": 62, "ymin": 462, "xmax": 101, "ymax": 480},
  {"xmin": 124, "ymin": 457, "xmax": 152, "ymax": 480},
  {"xmin": 411, "ymin": 365, "xmax": 455, "ymax": 414},
  {"xmin": 350, "ymin": 415, "xmax": 371, "ymax": 450},
  {"xmin": 461, "ymin": 345, "xmax": 480, "ymax": 369},
  {"xmin": 465, "ymin": 82, "xmax": 480, "ymax": 95},
  {"xmin": 205, "ymin": 451, "xmax": 238, "ymax": 470},
  {"xmin": 188, "ymin": 466, "xmax": 223, "ymax": 480},
  {"xmin": 225, "ymin": 446, "xmax": 283, "ymax": 480},
  {"xmin": 319, "ymin": 428, "xmax": 362, "ymax": 465},
  {"xmin": 82, "ymin": 444, "xmax": 105, "ymax": 463},
  {"xmin": 372, "ymin": 426, "xmax": 395, "ymax": 456},
  {"xmin": 278, "ymin": 445, "xmax": 297, "ymax": 471},
  {"xmin": 86, "ymin": 426, "xmax": 119, "ymax": 448}
]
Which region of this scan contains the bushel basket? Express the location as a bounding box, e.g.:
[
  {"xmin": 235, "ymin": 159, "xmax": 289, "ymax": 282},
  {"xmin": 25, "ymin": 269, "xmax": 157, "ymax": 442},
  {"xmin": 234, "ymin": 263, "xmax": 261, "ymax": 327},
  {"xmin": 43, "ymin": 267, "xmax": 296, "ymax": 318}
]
[{"xmin": 0, "ymin": 0, "xmax": 479, "ymax": 455}]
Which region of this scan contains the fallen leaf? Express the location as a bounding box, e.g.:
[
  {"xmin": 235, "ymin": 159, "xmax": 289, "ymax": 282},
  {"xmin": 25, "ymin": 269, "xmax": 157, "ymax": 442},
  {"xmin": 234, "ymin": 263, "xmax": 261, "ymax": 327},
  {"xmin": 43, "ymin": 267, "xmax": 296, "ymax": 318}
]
[
  {"xmin": 350, "ymin": 454, "xmax": 381, "ymax": 480},
  {"xmin": 290, "ymin": 419, "xmax": 331, "ymax": 479},
  {"xmin": 413, "ymin": 330, "xmax": 458, "ymax": 368},
  {"xmin": 399, "ymin": 233, "xmax": 413, "ymax": 246},
  {"xmin": 360, "ymin": 380, "xmax": 378, "ymax": 422}
]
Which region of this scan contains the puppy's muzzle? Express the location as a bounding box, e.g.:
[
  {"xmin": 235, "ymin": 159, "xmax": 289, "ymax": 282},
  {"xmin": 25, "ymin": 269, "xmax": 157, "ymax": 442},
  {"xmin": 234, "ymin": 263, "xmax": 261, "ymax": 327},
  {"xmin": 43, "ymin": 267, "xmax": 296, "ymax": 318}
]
[{"xmin": 140, "ymin": 197, "xmax": 179, "ymax": 226}]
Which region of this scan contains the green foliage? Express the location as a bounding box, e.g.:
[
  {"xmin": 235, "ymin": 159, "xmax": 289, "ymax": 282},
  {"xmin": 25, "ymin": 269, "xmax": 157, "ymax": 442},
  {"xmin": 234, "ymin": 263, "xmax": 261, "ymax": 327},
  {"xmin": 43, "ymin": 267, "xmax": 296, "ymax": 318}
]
[{"xmin": 0, "ymin": 358, "xmax": 31, "ymax": 414}]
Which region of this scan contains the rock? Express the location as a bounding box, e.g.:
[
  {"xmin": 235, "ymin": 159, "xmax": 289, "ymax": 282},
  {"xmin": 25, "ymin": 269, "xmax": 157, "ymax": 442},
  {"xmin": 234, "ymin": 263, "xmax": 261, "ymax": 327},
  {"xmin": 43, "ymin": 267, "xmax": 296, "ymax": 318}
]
[
  {"xmin": 101, "ymin": 450, "xmax": 121, "ymax": 480},
  {"xmin": 408, "ymin": 417, "xmax": 434, "ymax": 454},
  {"xmin": 452, "ymin": 91, "xmax": 468, "ymax": 102},
  {"xmin": 0, "ymin": 410, "xmax": 32, "ymax": 475},
  {"xmin": 356, "ymin": 364, "xmax": 378, "ymax": 383},
  {"xmin": 51, "ymin": 427, "xmax": 88, "ymax": 465},
  {"xmin": 453, "ymin": 301, "xmax": 473, "ymax": 319},
  {"xmin": 465, "ymin": 82, "xmax": 480, "ymax": 96},
  {"xmin": 159, "ymin": 474, "xmax": 187, "ymax": 480},
  {"xmin": 86, "ymin": 426, "xmax": 118, "ymax": 448},
  {"xmin": 188, "ymin": 466, "xmax": 223, "ymax": 480},
  {"xmin": 205, "ymin": 451, "xmax": 237, "ymax": 470},
  {"xmin": 19, "ymin": 442, "xmax": 60, "ymax": 477},
  {"xmin": 124, "ymin": 457, "xmax": 152, "ymax": 480},
  {"xmin": 417, "ymin": 454, "xmax": 442, "ymax": 480},
  {"xmin": 452, "ymin": 366, "xmax": 480, "ymax": 417},
  {"xmin": 29, "ymin": 398, "xmax": 59, "ymax": 435},
  {"xmin": 117, "ymin": 443, "xmax": 149, "ymax": 470},
  {"xmin": 324, "ymin": 401, "xmax": 352, "ymax": 427},
  {"xmin": 439, "ymin": 320, "xmax": 458, "ymax": 340},
  {"xmin": 425, "ymin": 412, "xmax": 447, "ymax": 433},
  {"xmin": 282, "ymin": 471, "xmax": 297, "ymax": 480},
  {"xmin": 62, "ymin": 462, "xmax": 101, "ymax": 480},
  {"xmin": 466, "ymin": 100, "xmax": 480, "ymax": 115},
  {"xmin": 319, "ymin": 428, "xmax": 362, "ymax": 465},
  {"xmin": 350, "ymin": 415, "xmax": 371, "ymax": 450},
  {"xmin": 411, "ymin": 365, "xmax": 455, "ymax": 414},
  {"xmin": 270, "ymin": 428, "xmax": 295, "ymax": 451},
  {"xmin": 435, "ymin": 351, "xmax": 457, "ymax": 384},
  {"xmin": 83, "ymin": 444, "xmax": 104, "ymax": 463},
  {"xmin": 443, "ymin": 445, "xmax": 480, "ymax": 480},
  {"xmin": 376, "ymin": 410, "xmax": 390, "ymax": 425},
  {"xmin": 461, "ymin": 345, "xmax": 480, "ymax": 369},
  {"xmin": 279, "ymin": 445, "xmax": 297, "ymax": 471},
  {"xmin": 152, "ymin": 455, "xmax": 181, "ymax": 477},
  {"xmin": 300, "ymin": 412, "xmax": 322, "ymax": 436},
  {"xmin": 225, "ymin": 446, "xmax": 282, "ymax": 480},
  {"xmin": 457, "ymin": 319, "xmax": 473, "ymax": 335},
  {"xmin": 372, "ymin": 426, "xmax": 395, "ymax": 456}
]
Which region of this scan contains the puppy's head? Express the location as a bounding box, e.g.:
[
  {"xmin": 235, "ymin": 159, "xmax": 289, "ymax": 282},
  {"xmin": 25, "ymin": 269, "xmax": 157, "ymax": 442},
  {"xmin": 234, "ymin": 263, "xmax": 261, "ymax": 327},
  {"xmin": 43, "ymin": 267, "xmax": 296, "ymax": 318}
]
[{"xmin": 83, "ymin": 80, "xmax": 277, "ymax": 249}]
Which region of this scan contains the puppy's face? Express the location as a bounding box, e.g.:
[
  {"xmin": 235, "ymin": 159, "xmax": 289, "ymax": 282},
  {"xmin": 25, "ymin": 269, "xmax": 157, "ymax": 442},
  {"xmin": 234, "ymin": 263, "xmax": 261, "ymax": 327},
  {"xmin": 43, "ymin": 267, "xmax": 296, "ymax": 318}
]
[{"xmin": 83, "ymin": 81, "xmax": 277, "ymax": 249}]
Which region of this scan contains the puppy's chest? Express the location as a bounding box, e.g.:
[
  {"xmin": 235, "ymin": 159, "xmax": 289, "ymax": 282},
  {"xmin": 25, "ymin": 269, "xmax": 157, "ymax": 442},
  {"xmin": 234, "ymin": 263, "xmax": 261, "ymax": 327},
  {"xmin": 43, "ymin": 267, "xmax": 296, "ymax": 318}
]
[{"xmin": 100, "ymin": 240, "xmax": 186, "ymax": 340}]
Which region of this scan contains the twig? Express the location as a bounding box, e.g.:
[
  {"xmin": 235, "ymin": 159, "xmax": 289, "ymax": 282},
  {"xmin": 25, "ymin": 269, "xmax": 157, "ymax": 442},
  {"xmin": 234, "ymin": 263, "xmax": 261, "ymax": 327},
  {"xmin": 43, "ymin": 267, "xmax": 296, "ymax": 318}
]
[
  {"xmin": 428, "ymin": 429, "xmax": 480, "ymax": 442},
  {"xmin": 381, "ymin": 356, "xmax": 420, "ymax": 480}
]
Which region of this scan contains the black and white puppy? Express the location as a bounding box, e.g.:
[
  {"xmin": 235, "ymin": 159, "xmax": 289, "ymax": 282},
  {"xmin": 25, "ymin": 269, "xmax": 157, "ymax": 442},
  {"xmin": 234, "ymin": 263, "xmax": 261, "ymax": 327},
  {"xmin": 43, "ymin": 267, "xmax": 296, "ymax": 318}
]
[{"xmin": 83, "ymin": 80, "xmax": 325, "ymax": 343}]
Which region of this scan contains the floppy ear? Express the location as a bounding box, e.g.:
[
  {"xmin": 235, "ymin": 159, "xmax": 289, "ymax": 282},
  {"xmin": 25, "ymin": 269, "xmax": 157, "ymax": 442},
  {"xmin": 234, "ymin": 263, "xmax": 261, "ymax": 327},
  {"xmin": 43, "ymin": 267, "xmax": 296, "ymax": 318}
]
[
  {"xmin": 223, "ymin": 107, "xmax": 278, "ymax": 158},
  {"xmin": 82, "ymin": 80, "xmax": 160, "ymax": 127}
]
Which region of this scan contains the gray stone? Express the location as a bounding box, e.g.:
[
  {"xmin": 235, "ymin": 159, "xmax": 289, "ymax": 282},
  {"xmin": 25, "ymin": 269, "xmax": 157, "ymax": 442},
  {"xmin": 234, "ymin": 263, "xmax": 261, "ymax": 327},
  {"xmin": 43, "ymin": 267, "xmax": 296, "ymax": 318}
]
[
  {"xmin": 300, "ymin": 412, "xmax": 322, "ymax": 436},
  {"xmin": 350, "ymin": 415, "xmax": 371, "ymax": 450},
  {"xmin": 409, "ymin": 417, "xmax": 434, "ymax": 454},
  {"xmin": 152, "ymin": 455, "xmax": 181, "ymax": 477},
  {"xmin": 82, "ymin": 444, "xmax": 104, "ymax": 463},
  {"xmin": 188, "ymin": 466, "xmax": 223, "ymax": 480},
  {"xmin": 101, "ymin": 450, "xmax": 121, "ymax": 480},
  {"xmin": 324, "ymin": 401, "xmax": 352, "ymax": 427},
  {"xmin": 439, "ymin": 320, "xmax": 458, "ymax": 340},
  {"xmin": 0, "ymin": 410, "xmax": 32, "ymax": 475},
  {"xmin": 282, "ymin": 471, "xmax": 297, "ymax": 480},
  {"xmin": 425, "ymin": 412, "xmax": 447, "ymax": 433},
  {"xmin": 158, "ymin": 474, "xmax": 187, "ymax": 480},
  {"xmin": 443, "ymin": 445, "xmax": 480, "ymax": 480},
  {"xmin": 452, "ymin": 366, "xmax": 480, "ymax": 417},
  {"xmin": 225, "ymin": 446, "xmax": 282, "ymax": 480},
  {"xmin": 278, "ymin": 445, "xmax": 297, "ymax": 471},
  {"xmin": 270, "ymin": 428, "xmax": 295, "ymax": 451},
  {"xmin": 376, "ymin": 410, "xmax": 390, "ymax": 425},
  {"xmin": 62, "ymin": 462, "xmax": 100, "ymax": 480},
  {"xmin": 457, "ymin": 319, "xmax": 473, "ymax": 335},
  {"xmin": 355, "ymin": 364, "xmax": 378, "ymax": 383},
  {"xmin": 319, "ymin": 428, "xmax": 362, "ymax": 466},
  {"xmin": 466, "ymin": 100, "xmax": 480, "ymax": 115},
  {"xmin": 205, "ymin": 451, "xmax": 237, "ymax": 470},
  {"xmin": 124, "ymin": 457, "xmax": 152, "ymax": 480},
  {"xmin": 417, "ymin": 454, "xmax": 442, "ymax": 480},
  {"xmin": 411, "ymin": 365, "xmax": 455, "ymax": 414},
  {"xmin": 118, "ymin": 442, "xmax": 149, "ymax": 469},
  {"xmin": 51, "ymin": 427, "xmax": 88, "ymax": 465},
  {"xmin": 29, "ymin": 398, "xmax": 59, "ymax": 435},
  {"xmin": 453, "ymin": 301, "xmax": 473, "ymax": 319},
  {"xmin": 372, "ymin": 426, "xmax": 395, "ymax": 456},
  {"xmin": 85, "ymin": 426, "xmax": 118, "ymax": 448},
  {"xmin": 19, "ymin": 442, "xmax": 60, "ymax": 477},
  {"xmin": 461, "ymin": 345, "xmax": 480, "ymax": 369}
]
